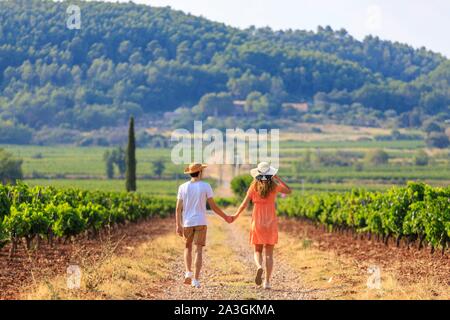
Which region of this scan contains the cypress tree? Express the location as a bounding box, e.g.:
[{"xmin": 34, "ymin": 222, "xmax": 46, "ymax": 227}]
[
  {"xmin": 103, "ymin": 151, "xmax": 114, "ymax": 179},
  {"xmin": 126, "ymin": 116, "xmax": 137, "ymax": 192}
]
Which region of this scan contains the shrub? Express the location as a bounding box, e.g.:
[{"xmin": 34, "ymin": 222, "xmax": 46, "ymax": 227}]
[
  {"xmin": 422, "ymin": 121, "xmax": 443, "ymax": 134},
  {"xmin": 365, "ymin": 149, "xmax": 389, "ymax": 166},
  {"xmin": 414, "ymin": 150, "xmax": 429, "ymax": 166},
  {"xmin": 231, "ymin": 174, "xmax": 253, "ymax": 198},
  {"xmin": 0, "ymin": 149, "xmax": 23, "ymax": 184},
  {"xmin": 426, "ymin": 132, "xmax": 450, "ymax": 149},
  {"xmin": 215, "ymin": 197, "xmax": 239, "ymax": 208}
]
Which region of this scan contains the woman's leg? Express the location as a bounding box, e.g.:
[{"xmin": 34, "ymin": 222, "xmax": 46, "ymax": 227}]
[
  {"xmin": 254, "ymin": 244, "xmax": 264, "ymax": 285},
  {"xmin": 264, "ymin": 245, "xmax": 274, "ymax": 283},
  {"xmin": 254, "ymin": 244, "xmax": 263, "ymax": 268}
]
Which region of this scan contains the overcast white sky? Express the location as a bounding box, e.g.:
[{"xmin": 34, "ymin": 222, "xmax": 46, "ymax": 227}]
[{"xmin": 105, "ymin": 0, "xmax": 449, "ymax": 57}]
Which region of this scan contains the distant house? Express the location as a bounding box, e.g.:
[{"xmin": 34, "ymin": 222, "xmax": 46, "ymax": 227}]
[
  {"xmin": 145, "ymin": 127, "xmax": 159, "ymax": 135},
  {"xmin": 233, "ymin": 100, "xmax": 247, "ymax": 116},
  {"xmin": 282, "ymin": 102, "xmax": 309, "ymax": 112}
]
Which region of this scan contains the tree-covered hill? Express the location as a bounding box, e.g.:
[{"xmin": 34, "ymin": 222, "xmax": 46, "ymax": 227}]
[{"xmin": 0, "ymin": 0, "xmax": 448, "ymax": 143}]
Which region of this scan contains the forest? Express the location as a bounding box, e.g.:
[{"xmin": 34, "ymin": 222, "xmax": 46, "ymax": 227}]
[{"xmin": 0, "ymin": 0, "xmax": 449, "ymax": 144}]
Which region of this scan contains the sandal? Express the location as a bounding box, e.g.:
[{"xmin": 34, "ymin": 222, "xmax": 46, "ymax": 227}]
[{"xmin": 255, "ymin": 267, "xmax": 263, "ymax": 286}]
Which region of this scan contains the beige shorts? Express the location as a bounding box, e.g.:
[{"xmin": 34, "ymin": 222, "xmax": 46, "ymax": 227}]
[{"xmin": 183, "ymin": 225, "xmax": 207, "ymax": 246}]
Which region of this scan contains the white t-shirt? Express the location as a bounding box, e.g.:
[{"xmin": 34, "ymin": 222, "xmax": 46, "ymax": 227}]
[{"xmin": 177, "ymin": 180, "xmax": 213, "ymax": 227}]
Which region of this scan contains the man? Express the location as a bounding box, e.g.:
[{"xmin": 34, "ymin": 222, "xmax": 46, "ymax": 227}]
[{"xmin": 175, "ymin": 163, "xmax": 232, "ymax": 288}]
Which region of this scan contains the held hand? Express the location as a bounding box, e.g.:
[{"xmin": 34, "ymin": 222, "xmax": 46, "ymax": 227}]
[
  {"xmin": 176, "ymin": 224, "xmax": 183, "ymax": 237},
  {"xmin": 224, "ymin": 215, "xmax": 233, "ymax": 224}
]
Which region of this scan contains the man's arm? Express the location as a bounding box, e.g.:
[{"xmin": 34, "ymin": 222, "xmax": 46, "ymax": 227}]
[
  {"xmin": 175, "ymin": 199, "xmax": 183, "ymax": 236},
  {"xmin": 207, "ymin": 198, "xmax": 232, "ymax": 223}
]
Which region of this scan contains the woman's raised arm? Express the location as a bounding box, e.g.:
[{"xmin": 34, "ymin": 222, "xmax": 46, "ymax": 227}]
[{"xmin": 273, "ymin": 175, "xmax": 292, "ymax": 194}]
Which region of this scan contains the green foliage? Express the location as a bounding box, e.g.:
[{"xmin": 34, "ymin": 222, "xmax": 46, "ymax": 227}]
[
  {"xmin": 151, "ymin": 159, "xmax": 166, "ymax": 178},
  {"xmin": 103, "ymin": 147, "xmax": 126, "ymax": 179},
  {"xmin": 0, "ymin": 183, "xmax": 176, "ymax": 248},
  {"xmin": 244, "ymin": 91, "xmax": 269, "ymax": 114},
  {"xmin": 0, "ymin": 148, "xmax": 23, "ymax": 184},
  {"xmin": 0, "ymin": 218, "xmax": 8, "ymax": 248},
  {"xmin": 374, "ymin": 130, "xmax": 423, "ymax": 141},
  {"xmin": 52, "ymin": 203, "xmax": 87, "ymax": 238},
  {"xmin": 32, "ymin": 128, "xmax": 82, "ymax": 146},
  {"xmin": 365, "ymin": 149, "xmax": 389, "ymax": 166},
  {"xmin": 3, "ymin": 205, "xmax": 31, "ymax": 239},
  {"xmin": 77, "ymin": 202, "xmax": 107, "ymax": 234},
  {"xmin": 0, "ymin": 0, "xmax": 447, "ymax": 139},
  {"xmin": 426, "ymin": 132, "xmax": 450, "ymax": 149},
  {"xmin": 103, "ymin": 151, "xmax": 114, "ymax": 179},
  {"xmin": 413, "ymin": 150, "xmax": 429, "ymax": 166},
  {"xmin": 215, "ymin": 197, "xmax": 239, "ymax": 208},
  {"xmin": 111, "ymin": 147, "xmax": 126, "ymax": 175},
  {"xmin": 198, "ymin": 92, "xmax": 234, "ymax": 116},
  {"xmin": 126, "ymin": 117, "xmax": 137, "ymax": 192},
  {"xmin": 0, "ymin": 121, "xmax": 33, "ymax": 144},
  {"xmin": 278, "ymin": 182, "xmax": 450, "ymax": 250},
  {"xmin": 316, "ymin": 152, "xmax": 355, "ymax": 167},
  {"xmin": 230, "ymin": 174, "xmax": 253, "ymax": 198},
  {"xmin": 422, "ymin": 121, "xmax": 443, "ymax": 134}
]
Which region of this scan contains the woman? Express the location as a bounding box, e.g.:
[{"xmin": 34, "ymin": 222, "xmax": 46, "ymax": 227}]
[{"xmin": 232, "ymin": 162, "xmax": 291, "ymax": 289}]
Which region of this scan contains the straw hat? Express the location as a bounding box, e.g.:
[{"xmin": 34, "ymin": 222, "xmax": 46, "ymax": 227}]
[
  {"xmin": 250, "ymin": 162, "xmax": 278, "ymax": 178},
  {"xmin": 184, "ymin": 163, "xmax": 208, "ymax": 174}
]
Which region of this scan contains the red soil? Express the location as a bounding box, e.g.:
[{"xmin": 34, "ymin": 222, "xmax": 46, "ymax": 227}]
[
  {"xmin": 0, "ymin": 218, "xmax": 172, "ymax": 300},
  {"xmin": 278, "ymin": 217, "xmax": 450, "ymax": 290}
]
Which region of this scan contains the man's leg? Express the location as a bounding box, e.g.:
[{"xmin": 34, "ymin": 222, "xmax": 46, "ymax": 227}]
[
  {"xmin": 191, "ymin": 226, "xmax": 206, "ymax": 287},
  {"xmin": 194, "ymin": 244, "xmax": 203, "ymax": 280},
  {"xmin": 184, "ymin": 242, "xmax": 193, "ymax": 273}
]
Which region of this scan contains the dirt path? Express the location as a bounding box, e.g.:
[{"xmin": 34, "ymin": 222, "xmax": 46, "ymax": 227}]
[
  {"xmin": 158, "ymin": 215, "xmax": 313, "ymax": 300},
  {"xmin": 205, "ymin": 163, "xmax": 252, "ymax": 198}
]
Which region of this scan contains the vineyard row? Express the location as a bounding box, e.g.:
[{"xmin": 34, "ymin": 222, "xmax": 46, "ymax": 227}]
[
  {"xmin": 0, "ymin": 183, "xmax": 175, "ymax": 256},
  {"xmin": 278, "ymin": 182, "xmax": 450, "ymax": 253}
]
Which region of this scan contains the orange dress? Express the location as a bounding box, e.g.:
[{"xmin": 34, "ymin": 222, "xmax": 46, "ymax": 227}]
[{"xmin": 247, "ymin": 185, "xmax": 282, "ymax": 246}]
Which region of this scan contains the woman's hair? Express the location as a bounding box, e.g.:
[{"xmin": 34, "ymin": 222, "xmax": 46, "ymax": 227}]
[{"xmin": 251, "ymin": 179, "xmax": 277, "ymax": 199}]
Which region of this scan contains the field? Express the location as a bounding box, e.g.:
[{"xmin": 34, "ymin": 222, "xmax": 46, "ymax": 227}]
[
  {"xmin": 2, "ymin": 126, "xmax": 449, "ymax": 195},
  {"xmin": 2, "ymin": 145, "xmax": 183, "ymax": 178}
]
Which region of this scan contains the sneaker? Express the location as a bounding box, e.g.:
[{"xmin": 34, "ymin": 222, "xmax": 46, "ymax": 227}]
[
  {"xmin": 192, "ymin": 279, "xmax": 201, "ymax": 288},
  {"xmin": 184, "ymin": 271, "xmax": 193, "ymax": 285},
  {"xmin": 263, "ymin": 281, "xmax": 271, "ymax": 290},
  {"xmin": 255, "ymin": 267, "xmax": 263, "ymax": 286}
]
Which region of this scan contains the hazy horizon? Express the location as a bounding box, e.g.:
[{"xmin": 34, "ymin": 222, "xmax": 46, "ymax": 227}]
[{"xmin": 88, "ymin": 0, "xmax": 449, "ymax": 58}]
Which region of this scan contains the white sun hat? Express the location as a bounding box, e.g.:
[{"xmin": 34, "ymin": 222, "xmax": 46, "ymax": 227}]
[{"xmin": 250, "ymin": 162, "xmax": 278, "ymax": 178}]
